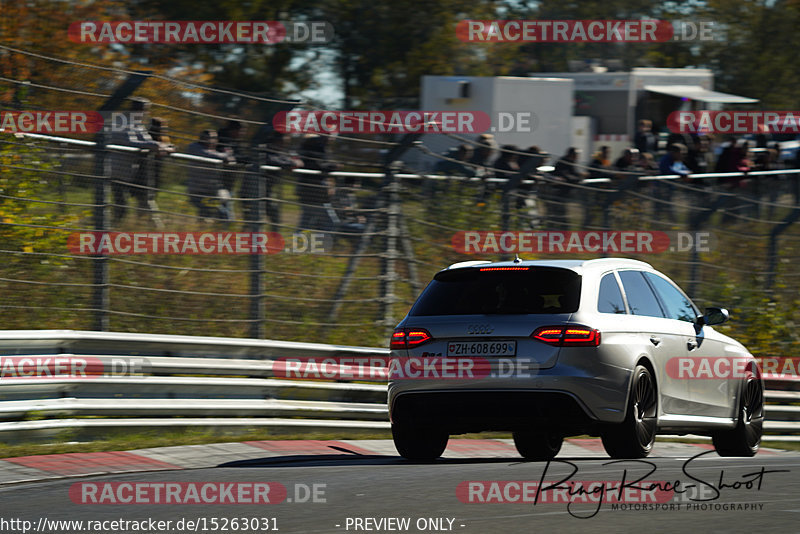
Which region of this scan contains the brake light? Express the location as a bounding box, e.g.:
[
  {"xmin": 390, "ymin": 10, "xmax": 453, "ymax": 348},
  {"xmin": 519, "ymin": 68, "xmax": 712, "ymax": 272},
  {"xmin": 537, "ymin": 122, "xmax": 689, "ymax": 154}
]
[
  {"xmin": 390, "ymin": 330, "xmax": 406, "ymax": 349},
  {"xmin": 531, "ymin": 325, "xmax": 601, "ymax": 347},
  {"xmin": 390, "ymin": 328, "xmax": 433, "ymax": 349},
  {"xmin": 479, "ymin": 267, "xmax": 530, "ymax": 271}
]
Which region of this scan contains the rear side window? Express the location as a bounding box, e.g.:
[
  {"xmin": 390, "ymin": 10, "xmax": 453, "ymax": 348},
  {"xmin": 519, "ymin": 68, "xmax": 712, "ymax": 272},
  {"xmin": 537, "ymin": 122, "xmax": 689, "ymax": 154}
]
[
  {"xmin": 598, "ymin": 273, "xmax": 626, "ymax": 314},
  {"xmin": 618, "ymin": 271, "xmax": 665, "ymax": 318},
  {"xmin": 643, "ymin": 272, "xmax": 697, "ymax": 322},
  {"xmin": 409, "ymin": 267, "xmax": 581, "ymax": 316}
]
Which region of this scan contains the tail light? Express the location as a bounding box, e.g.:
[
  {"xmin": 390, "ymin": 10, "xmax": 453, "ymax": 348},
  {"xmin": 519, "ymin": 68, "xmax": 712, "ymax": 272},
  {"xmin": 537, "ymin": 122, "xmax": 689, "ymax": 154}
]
[
  {"xmin": 390, "ymin": 328, "xmax": 432, "ymax": 349},
  {"xmin": 531, "ymin": 325, "xmax": 601, "ymax": 347}
]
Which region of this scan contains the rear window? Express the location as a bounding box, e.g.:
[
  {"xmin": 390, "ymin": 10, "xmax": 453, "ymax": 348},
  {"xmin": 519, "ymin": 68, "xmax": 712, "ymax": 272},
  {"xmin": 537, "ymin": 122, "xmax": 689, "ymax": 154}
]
[
  {"xmin": 598, "ymin": 273, "xmax": 627, "ymax": 314},
  {"xmin": 409, "ymin": 267, "xmax": 581, "ymax": 316}
]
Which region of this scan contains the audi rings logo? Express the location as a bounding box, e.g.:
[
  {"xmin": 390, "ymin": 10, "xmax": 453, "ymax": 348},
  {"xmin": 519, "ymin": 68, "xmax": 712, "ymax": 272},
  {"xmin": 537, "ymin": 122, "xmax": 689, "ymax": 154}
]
[{"xmin": 467, "ymin": 324, "xmax": 495, "ymax": 335}]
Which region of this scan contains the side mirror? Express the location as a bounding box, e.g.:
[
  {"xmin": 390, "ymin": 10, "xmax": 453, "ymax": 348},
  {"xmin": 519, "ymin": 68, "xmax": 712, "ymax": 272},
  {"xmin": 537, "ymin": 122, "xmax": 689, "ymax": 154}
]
[{"xmin": 697, "ymin": 307, "xmax": 729, "ymax": 326}]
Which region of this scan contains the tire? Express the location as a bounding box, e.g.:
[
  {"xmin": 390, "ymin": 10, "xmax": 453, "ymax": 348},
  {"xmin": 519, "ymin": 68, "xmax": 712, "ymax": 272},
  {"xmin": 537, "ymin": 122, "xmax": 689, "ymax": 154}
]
[
  {"xmin": 513, "ymin": 429, "xmax": 563, "ymax": 460},
  {"xmin": 712, "ymin": 378, "xmax": 763, "ymax": 457},
  {"xmin": 392, "ymin": 424, "xmax": 448, "ymax": 460},
  {"xmin": 602, "ymin": 364, "xmax": 658, "ymax": 459}
]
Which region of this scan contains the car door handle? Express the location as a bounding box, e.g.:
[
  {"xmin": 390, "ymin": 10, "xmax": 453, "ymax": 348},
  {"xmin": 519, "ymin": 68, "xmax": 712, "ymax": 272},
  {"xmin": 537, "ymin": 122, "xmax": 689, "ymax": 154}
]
[
  {"xmin": 650, "ymin": 336, "xmax": 661, "ymax": 346},
  {"xmin": 687, "ymin": 339, "xmax": 698, "ymax": 351}
]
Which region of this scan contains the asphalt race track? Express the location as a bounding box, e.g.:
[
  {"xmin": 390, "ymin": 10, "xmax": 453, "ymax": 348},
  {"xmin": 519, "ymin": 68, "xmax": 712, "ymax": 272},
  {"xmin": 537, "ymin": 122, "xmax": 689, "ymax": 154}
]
[{"xmin": 0, "ymin": 439, "xmax": 797, "ymax": 534}]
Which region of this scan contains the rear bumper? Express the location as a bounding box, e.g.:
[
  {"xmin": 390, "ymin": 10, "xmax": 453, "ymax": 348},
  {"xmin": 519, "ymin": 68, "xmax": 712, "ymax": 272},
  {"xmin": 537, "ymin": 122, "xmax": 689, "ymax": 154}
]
[
  {"xmin": 390, "ymin": 390, "xmax": 600, "ymax": 435},
  {"xmin": 388, "ymin": 361, "xmax": 633, "ymax": 433}
]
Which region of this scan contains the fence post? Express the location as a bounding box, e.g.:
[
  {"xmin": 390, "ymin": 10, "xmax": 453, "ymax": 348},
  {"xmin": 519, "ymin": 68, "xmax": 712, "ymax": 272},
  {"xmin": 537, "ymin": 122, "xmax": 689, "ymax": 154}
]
[
  {"xmin": 91, "ymin": 71, "xmax": 151, "ymax": 331},
  {"xmin": 379, "ymin": 134, "xmax": 422, "ymax": 334},
  {"xmin": 248, "ymin": 162, "xmax": 265, "ymax": 339},
  {"xmin": 92, "ymin": 136, "xmax": 110, "ymax": 331},
  {"xmin": 381, "ymin": 167, "xmax": 400, "ymax": 331}
]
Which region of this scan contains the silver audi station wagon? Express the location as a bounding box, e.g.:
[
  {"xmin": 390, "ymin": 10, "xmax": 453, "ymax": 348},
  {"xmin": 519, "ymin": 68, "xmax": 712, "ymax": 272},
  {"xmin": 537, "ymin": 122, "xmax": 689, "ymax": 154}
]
[{"xmin": 388, "ymin": 258, "xmax": 763, "ymax": 460}]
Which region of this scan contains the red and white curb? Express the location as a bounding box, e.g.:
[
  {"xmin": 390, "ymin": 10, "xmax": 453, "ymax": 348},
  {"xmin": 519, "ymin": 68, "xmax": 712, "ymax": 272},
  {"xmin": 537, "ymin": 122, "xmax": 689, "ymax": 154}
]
[{"xmin": 0, "ymin": 439, "xmax": 788, "ymax": 485}]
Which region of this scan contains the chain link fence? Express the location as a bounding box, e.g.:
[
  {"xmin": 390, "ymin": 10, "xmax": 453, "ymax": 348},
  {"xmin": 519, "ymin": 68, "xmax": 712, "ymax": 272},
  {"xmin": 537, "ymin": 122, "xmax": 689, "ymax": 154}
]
[{"xmin": 3, "ymin": 45, "xmax": 800, "ymax": 353}]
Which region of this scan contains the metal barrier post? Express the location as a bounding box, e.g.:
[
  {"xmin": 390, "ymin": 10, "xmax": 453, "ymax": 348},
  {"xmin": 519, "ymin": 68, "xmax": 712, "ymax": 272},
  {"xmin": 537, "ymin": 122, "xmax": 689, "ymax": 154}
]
[
  {"xmin": 380, "ymin": 134, "xmax": 421, "ymax": 332},
  {"xmin": 91, "ymin": 71, "xmax": 151, "ymax": 331},
  {"xmin": 248, "ymin": 162, "xmax": 265, "ymax": 339}
]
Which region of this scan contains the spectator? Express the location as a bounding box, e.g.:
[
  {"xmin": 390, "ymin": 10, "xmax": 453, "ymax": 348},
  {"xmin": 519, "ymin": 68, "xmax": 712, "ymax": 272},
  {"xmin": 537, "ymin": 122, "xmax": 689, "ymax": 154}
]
[
  {"xmin": 655, "ymin": 143, "xmax": 690, "ymax": 221},
  {"xmin": 186, "ymin": 129, "xmax": 236, "ymax": 222},
  {"xmin": 717, "ymin": 139, "xmax": 752, "ymax": 188},
  {"xmin": 147, "ymin": 117, "xmax": 175, "ymax": 216},
  {"xmin": 468, "ymin": 133, "xmax": 496, "ymax": 177},
  {"xmin": 733, "ymin": 140, "xmax": 753, "ymax": 173},
  {"xmin": 430, "ymin": 144, "xmax": 473, "ymax": 197},
  {"xmin": 589, "ymin": 145, "xmax": 611, "ymax": 178},
  {"xmin": 715, "ymin": 136, "xmax": 737, "ymax": 172},
  {"xmin": 493, "ymin": 145, "xmax": 521, "ymax": 211},
  {"xmin": 760, "ymin": 148, "xmax": 783, "ymax": 218},
  {"xmin": 514, "ymin": 146, "xmax": 546, "ymax": 201},
  {"xmin": 638, "ymin": 152, "xmax": 659, "ymax": 174},
  {"xmin": 549, "ymin": 147, "xmax": 586, "ymax": 227},
  {"xmin": 584, "ymin": 145, "xmax": 611, "ymax": 225},
  {"xmin": 297, "ymin": 135, "xmax": 337, "ymax": 231},
  {"xmin": 217, "ymin": 120, "xmax": 249, "ymax": 192},
  {"xmin": 328, "ymin": 175, "xmax": 367, "ymax": 237},
  {"xmin": 518, "ymin": 146, "xmax": 547, "ymax": 171},
  {"xmin": 243, "ymin": 128, "xmax": 301, "ymax": 232},
  {"xmin": 687, "ymin": 135, "xmax": 714, "ymax": 206},
  {"xmin": 667, "ymin": 131, "xmax": 695, "ymax": 153},
  {"xmin": 493, "ymin": 145, "xmax": 520, "ymax": 180},
  {"xmin": 109, "ymin": 98, "xmax": 168, "ymax": 225},
  {"xmin": 659, "ymin": 143, "xmax": 691, "ymax": 176},
  {"xmin": 469, "ymin": 133, "xmax": 496, "ymax": 204},
  {"xmin": 614, "ymin": 148, "xmax": 640, "ymax": 173},
  {"xmin": 634, "ymin": 119, "xmax": 657, "ymax": 155},
  {"xmin": 515, "ymin": 146, "xmax": 547, "ymax": 225},
  {"xmin": 751, "ymin": 148, "xmax": 777, "ymax": 217},
  {"xmin": 689, "ymin": 135, "xmax": 714, "ymax": 174},
  {"xmin": 433, "ymin": 144, "xmax": 473, "ymax": 177}
]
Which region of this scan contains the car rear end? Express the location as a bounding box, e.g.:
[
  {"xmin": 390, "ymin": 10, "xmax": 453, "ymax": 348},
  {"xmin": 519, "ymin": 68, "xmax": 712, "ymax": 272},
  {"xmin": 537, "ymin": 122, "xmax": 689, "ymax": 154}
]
[{"xmin": 388, "ymin": 262, "xmax": 631, "ymax": 436}]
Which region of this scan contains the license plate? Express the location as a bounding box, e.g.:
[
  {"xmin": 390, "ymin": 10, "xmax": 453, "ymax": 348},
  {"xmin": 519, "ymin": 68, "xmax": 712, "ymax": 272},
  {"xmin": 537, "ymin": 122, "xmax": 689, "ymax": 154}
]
[{"xmin": 446, "ymin": 341, "xmax": 516, "ymax": 357}]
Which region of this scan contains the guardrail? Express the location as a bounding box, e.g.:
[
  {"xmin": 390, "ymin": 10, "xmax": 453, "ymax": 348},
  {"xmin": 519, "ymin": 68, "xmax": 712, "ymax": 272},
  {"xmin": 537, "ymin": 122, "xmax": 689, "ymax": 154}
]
[
  {"xmin": 0, "ymin": 330, "xmax": 798, "ymax": 444},
  {"xmin": 0, "ymin": 330, "xmax": 390, "ymax": 442}
]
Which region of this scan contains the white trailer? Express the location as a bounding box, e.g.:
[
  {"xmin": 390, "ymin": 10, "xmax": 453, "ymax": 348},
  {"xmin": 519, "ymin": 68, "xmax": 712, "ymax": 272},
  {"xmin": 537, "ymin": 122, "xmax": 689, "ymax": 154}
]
[{"xmin": 410, "ymin": 75, "xmax": 575, "ymax": 170}]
